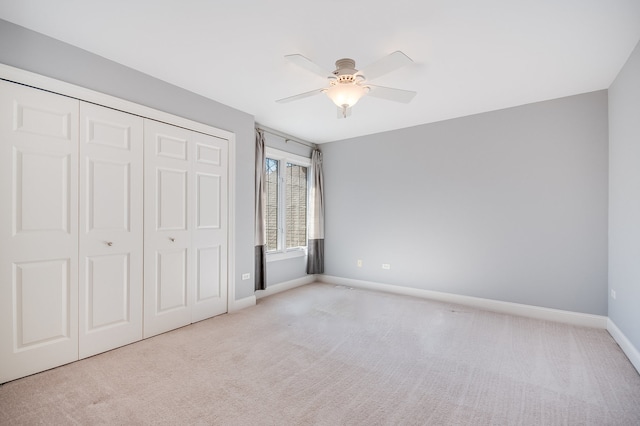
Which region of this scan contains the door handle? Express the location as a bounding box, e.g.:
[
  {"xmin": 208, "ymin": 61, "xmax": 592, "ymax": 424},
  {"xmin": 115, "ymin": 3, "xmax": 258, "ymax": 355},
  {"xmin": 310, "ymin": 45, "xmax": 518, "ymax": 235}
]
[{"xmin": 106, "ymin": 241, "xmax": 113, "ymax": 246}]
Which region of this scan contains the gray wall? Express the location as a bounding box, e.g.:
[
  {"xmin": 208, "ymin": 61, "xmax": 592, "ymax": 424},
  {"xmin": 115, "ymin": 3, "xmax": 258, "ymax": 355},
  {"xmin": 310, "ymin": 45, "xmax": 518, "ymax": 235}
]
[
  {"xmin": 322, "ymin": 91, "xmax": 609, "ymax": 315},
  {"xmin": 609, "ymin": 40, "xmax": 640, "ymax": 349},
  {"xmin": 266, "ymin": 257, "xmax": 307, "ymax": 286},
  {"xmin": 0, "ymin": 19, "xmax": 256, "ymax": 300}
]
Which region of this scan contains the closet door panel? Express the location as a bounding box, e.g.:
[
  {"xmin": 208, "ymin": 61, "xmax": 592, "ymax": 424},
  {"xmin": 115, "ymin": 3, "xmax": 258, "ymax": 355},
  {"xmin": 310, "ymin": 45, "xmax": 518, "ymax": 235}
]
[
  {"xmin": 144, "ymin": 120, "xmax": 192, "ymax": 338},
  {"xmin": 196, "ymin": 245, "xmax": 221, "ymax": 299},
  {"xmin": 14, "ymin": 259, "xmax": 72, "ymax": 346},
  {"xmin": 79, "ymin": 102, "xmax": 143, "ymax": 359},
  {"xmin": 85, "ymin": 254, "xmax": 130, "ymax": 326},
  {"xmin": 0, "ymin": 80, "xmax": 79, "ymax": 384},
  {"xmin": 157, "ymin": 249, "xmax": 188, "ymax": 311},
  {"xmin": 157, "ymin": 168, "xmax": 187, "ymax": 230},
  {"xmin": 192, "ymin": 132, "xmax": 228, "ymax": 323},
  {"xmin": 15, "ymin": 151, "xmax": 71, "ymax": 233}
]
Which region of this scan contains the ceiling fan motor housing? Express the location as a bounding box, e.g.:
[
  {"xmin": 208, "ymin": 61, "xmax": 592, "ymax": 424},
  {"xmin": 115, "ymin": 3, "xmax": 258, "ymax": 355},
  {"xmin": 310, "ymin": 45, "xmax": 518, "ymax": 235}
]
[{"xmin": 333, "ymin": 58, "xmax": 359, "ymax": 78}]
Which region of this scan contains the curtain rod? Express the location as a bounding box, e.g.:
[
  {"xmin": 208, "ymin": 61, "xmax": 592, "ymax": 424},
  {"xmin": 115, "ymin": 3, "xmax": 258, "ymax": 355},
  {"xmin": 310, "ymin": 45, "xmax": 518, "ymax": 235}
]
[{"xmin": 256, "ymin": 126, "xmax": 317, "ymax": 149}]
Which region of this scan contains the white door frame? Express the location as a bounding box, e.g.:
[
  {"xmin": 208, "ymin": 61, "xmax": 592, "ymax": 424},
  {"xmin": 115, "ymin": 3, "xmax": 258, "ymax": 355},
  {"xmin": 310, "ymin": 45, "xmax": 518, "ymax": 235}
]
[{"xmin": 0, "ymin": 63, "xmax": 238, "ymax": 313}]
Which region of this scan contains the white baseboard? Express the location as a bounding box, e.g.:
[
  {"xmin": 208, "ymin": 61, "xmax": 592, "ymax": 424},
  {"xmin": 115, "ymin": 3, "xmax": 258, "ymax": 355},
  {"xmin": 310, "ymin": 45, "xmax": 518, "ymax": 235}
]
[
  {"xmin": 319, "ymin": 275, "xmax": 608, "ymax": 329},
  {"xmin": 607, "ymin": 318, "xmax": 640, "ymax": 374},
  {"xmin": 229, "ymin": 295, "xmax": 256, "ymax": 312},
  {"xmin": 256, "ymin": 275, "xmax": 316, "ymax": 300}
]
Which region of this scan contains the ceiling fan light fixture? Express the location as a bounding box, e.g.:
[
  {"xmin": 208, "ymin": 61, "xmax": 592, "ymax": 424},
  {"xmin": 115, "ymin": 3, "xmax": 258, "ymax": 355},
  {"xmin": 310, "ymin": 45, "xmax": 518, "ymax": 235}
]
[{"xmin": 325, "ymin": 83, "xmax": 369, "ymax": 109}]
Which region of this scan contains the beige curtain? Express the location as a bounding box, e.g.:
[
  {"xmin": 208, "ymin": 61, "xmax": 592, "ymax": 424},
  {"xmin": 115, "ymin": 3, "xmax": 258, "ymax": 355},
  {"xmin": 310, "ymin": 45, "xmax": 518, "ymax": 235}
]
[
  {"xmin": 255, "ymin": 129, "xmax": 267, "ymax": 290},
  {"xmin": 307, "ymin": 149, "xmax": 324, "ymax": 274}
]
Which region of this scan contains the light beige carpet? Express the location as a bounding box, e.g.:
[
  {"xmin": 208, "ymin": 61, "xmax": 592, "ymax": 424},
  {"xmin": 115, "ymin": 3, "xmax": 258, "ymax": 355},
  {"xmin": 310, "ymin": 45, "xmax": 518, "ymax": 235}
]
[{"xmin": 1, "ymin": 283, "xmax": 639, "ymax": 425}]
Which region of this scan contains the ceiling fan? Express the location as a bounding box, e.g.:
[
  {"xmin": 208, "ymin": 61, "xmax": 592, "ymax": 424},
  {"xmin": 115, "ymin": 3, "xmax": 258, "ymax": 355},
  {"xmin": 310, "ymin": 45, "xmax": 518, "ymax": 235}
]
[{"xmin": 276, "ymin": 51, "xmax": 417, "ymax": 118}]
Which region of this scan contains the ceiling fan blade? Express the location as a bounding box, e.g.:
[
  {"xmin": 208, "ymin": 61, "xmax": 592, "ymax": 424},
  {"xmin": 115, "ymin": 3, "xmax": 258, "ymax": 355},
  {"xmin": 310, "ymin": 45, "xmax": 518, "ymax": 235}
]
[
  {"xmin": 276, "ymin": 89, "xmax": 325, "ymax": 103},
  {"xmin": 358, "ymin": 51, "xmax": 413, "ymax": 81},
  {"xmin": 285, "ymin": 54, "xmax": 333, "ymax": 79},
  {"xmin": 367, "ymin": 85, "xmax": 417, "ymax": 103}
]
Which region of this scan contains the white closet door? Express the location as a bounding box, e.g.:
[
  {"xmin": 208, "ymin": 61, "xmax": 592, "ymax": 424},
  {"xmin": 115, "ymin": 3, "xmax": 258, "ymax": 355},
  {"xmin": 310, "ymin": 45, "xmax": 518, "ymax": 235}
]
[
  {"xmin": 0, "ymin": 80, "xmax": 79, "ymax": 383},
  {"xmin": 192, "ymin": 132, "xmax": 228, "ymax": 322},
  {"xmin": 143, "ymin": 119, "xmax": 193, "ymax": 338},
  {"xmin": 78, "ymin": 102, "xmax": 143, "ymax": 358}
]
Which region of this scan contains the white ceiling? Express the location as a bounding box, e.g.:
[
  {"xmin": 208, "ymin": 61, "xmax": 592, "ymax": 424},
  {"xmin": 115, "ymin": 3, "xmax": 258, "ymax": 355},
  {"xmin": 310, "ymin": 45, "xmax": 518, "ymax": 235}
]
[{"xmin": 1, "ymin": 0, "xmax": 640, "ymax": 143}]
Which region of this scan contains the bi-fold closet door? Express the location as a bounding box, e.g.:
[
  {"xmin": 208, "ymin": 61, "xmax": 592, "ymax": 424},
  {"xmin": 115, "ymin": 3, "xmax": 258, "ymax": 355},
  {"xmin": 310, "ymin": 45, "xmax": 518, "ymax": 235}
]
[
  {"xmin": 143, "ymin": 120, "xmax": 228, "ymax": 338},
  {"xmin": 0, "ymin": 80, "xmax": 228, "ymax": 384},
  {"xmin": 0, "ymin": 81, "xmax": 145, "ymax": 381}
]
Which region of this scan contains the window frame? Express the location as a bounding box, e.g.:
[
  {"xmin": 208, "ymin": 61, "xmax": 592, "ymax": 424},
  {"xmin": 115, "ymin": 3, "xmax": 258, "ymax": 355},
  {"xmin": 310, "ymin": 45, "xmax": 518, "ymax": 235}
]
[{"xmin": 264, "ymin": 147, "xmax": 311, "ymax": 262}]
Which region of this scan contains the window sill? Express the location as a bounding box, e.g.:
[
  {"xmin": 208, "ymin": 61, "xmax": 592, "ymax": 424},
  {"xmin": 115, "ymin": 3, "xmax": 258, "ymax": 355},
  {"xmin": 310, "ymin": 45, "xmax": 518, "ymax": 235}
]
[{"xmin": 267, "ymin": 249, "xmax": 307, "ymax": 262}]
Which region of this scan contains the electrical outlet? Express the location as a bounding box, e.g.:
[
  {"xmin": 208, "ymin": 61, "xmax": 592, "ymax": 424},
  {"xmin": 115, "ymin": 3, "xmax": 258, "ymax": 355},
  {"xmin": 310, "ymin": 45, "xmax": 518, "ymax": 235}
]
[
  {"xmin": 611, "ymin": 289, "xmax": 616, "ymax": 300},
  {"xmin": 357, "ymin": 259, "xmax": 363, "ymax": 267},
  {"xmin": 242, "ymin": 273, "xmax": 251, "ymax": 280},
  {"xmin": 382, "ymin": 263, "xmax": 391, "ymax": 270}
]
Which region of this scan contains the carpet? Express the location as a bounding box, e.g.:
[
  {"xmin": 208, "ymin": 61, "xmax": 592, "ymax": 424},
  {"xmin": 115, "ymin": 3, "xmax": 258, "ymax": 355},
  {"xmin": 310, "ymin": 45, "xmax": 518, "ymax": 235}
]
[{"xmin": 1, "ymin": 283, "xmax": 639, "ymax": 425}]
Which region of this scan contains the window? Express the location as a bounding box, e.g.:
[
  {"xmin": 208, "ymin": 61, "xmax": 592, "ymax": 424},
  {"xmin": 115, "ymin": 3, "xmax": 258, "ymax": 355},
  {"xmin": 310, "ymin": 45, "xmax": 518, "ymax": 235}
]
[{"xmin": 265, "ymin": 148, "xmax": 310, "ymax": 260}]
